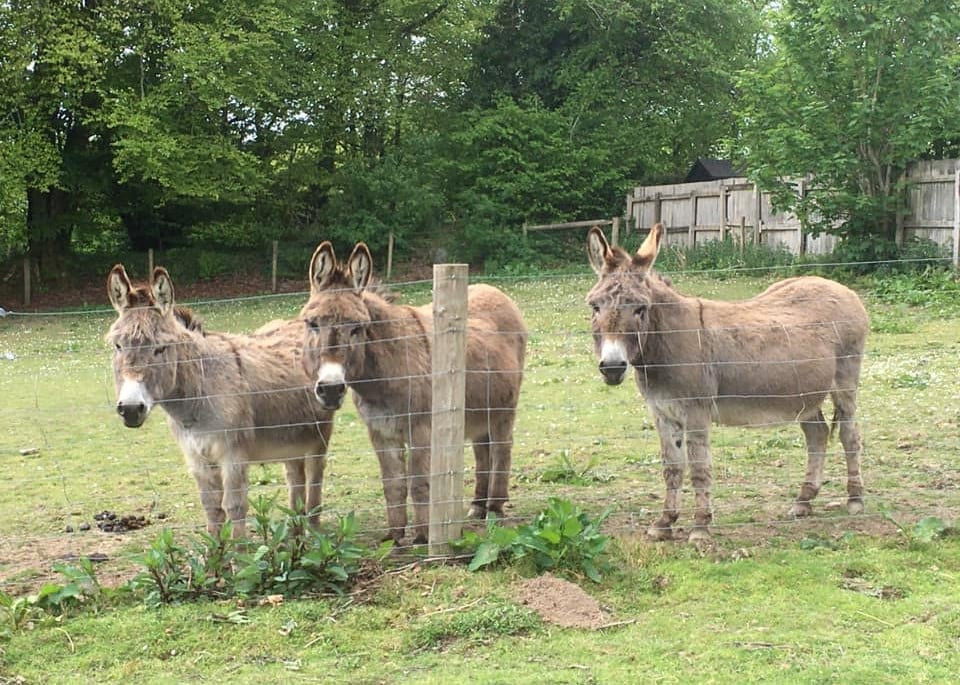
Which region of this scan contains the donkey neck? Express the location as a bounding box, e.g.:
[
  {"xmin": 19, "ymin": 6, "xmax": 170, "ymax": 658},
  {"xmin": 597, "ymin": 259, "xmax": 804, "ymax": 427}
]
[
  {"xmin": 354, "ymin": 294, "xmax": 431, "ymax": 396},
  {"xmin": 159, "ymin": 330, "xmax": 222, "ymax": 427}
]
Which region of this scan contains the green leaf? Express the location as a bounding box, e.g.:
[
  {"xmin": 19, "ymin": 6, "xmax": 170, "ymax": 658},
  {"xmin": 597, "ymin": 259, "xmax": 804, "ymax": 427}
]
[{"xmin": 468, "ymin": 542, "xmax": 502, "ymax": 571}]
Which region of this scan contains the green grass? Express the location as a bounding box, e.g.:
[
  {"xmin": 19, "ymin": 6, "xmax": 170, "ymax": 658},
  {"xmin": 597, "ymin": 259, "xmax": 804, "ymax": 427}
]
[{"xmin": 2, "ymin": 268, "xmax": 960, "ymax": 682}]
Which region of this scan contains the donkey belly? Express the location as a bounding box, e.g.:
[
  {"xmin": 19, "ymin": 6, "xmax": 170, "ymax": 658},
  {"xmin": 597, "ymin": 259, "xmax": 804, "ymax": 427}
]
[{"xmin": 713, "ymin": 393, "xmax": 827, "ymax": 428}]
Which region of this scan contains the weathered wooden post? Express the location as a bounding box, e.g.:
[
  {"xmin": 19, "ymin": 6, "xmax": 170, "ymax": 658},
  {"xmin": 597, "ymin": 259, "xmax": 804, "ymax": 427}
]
[
  {"xmin": 611, "ymin": 216, "xmax": 620, "ymax": 247},
  {"xmin": 429, "ymin": 263, "xmax": 467, "ymax": 554},
  {"xmin": 271, "ymin": 240, "xmax": 278, "ymax": 293},
  {"xmin": 147, "ymin": 248, "xmax": 154, "ymax": 275},
  {"xmin": 740, "ymin": 216, "xmax": 746, "ymax": 258},
  {"xmin": 719, "ymin": 184, "xmax": 728, "ymax": 241},
  {"xmin": 22, "ymin": 256, "xmax": 30, "ymax": 307},
  {"xmin": 953, "ymin": 168, "xmax": 959, "ymax": 269},
  {"xmin": 386, "ymin": 230, "xmax": 395, "ymax": 281}
]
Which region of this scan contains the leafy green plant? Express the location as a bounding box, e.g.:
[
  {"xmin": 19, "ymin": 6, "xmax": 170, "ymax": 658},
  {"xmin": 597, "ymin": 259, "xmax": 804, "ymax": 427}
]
[
  {"xmin": 880, "ymin": 508, "xmax": 951, "ymax": 545},
  {"xmin": 456, "ymin": 498, "xmax": 612, "ymax": 582},
  {"xmin": 539, "ymin": 450, "xmax": 615, "ymax": 485},
  {"xmin": 231, "ymin": 496, "xmax": 381, "ymax": 598},
  {"xmin": 0, "ymin": 590, "xmax": 38, "ymax": 637},
  {"xmin": 128, "ymin": 524, "xmax": 237, "ymax": 606},
  {"xmin": 128, "ymin": 496, "xmax": 388, "ymax": 606},
  {"xmin": 33, "ymin": 558, "xmax": 104, "ymax": 614},
  {"xmin": 0, "ymin": 558, "xmax": 104, "ymax": 636}
]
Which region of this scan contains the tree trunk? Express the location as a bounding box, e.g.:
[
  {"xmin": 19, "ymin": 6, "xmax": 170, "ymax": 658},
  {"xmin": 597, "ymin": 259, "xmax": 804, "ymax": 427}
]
[{"xmin": 26, "ymin": 186, "xmax": 73, "ymax": 282}]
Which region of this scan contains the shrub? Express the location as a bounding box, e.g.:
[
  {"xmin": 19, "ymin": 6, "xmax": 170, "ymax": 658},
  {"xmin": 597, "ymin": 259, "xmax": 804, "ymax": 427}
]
[{"xmin": 455, "ymin": 497, "xmax": 612, "ymax": 582}]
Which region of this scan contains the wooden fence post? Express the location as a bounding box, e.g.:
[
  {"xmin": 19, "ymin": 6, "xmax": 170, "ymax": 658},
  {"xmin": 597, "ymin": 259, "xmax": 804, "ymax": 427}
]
[
  {"xmin": 688, "ymin": 192, "xmax": 697, "ymax": 247},
  {"xmin": 271, "ymin": 241, "xmax": 278, "ymax": 293},
  {"xmin": 653, "ymin": 192, "xmax": 662, "ymax": 224},
  {"xmin": 719, "ymin": 184, "xmax": 728, "ymax": 241},
  {"xmin": 429, "ymin": 263, "xmax": 467, "ymax": 554},
  {"xmin": 740, "ymin": 216, "xmax": 746, "ymax": 258},
  {"xmin": 386, "ymin": 230, "xmax": 395, "ymax": 281},
  {"xmin": 147, "ymin": 248, "xmax": 154, "ymax": 275},
  {"xmin": 22, "ymin": 256, "xmax": 30, "ymax": 307},
  {"xmin": 611, "ymin": 216, "xmax": 620, "ymax": 247},
  {"xmin": 953, "ymin": 168, "xmax": 959, "ymax": 269}
]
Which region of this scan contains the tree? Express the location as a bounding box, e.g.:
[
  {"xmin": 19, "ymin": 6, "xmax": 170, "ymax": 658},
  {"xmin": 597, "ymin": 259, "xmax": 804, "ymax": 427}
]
[
  {"xmin": 736, "ymin": 0, "xmax": 960, "ymax": 260},
  {"xmin": 0, "ymin": 0, "xmax": 120, "ymax": 276}
]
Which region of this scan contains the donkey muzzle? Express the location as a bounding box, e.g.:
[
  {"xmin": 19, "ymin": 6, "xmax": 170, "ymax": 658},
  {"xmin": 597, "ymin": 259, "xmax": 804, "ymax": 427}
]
[
  {"xmin": 315, "ymin": 381, "xmax": 346, "ymax": 410},
  {"xmin": 598, "ymin": 360, "xmax": 628, "ymax": 385},
  {"xmin": 117, "ymin": 401, "xmax": 148, "ymax": 428}
]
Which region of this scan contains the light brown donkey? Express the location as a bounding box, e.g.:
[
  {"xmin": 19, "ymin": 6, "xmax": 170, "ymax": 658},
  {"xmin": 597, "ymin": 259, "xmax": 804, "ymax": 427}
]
[
  {"xmin": 106, "ymin": 265, "xmax": 334, "ymax": 537},
  {"xmin": 586, "ymin": 224, "xmax": 868, "ymax": 541},
  {"xmin": 298, "ymin": 242, "xmax": 528, "ymax": 544}
]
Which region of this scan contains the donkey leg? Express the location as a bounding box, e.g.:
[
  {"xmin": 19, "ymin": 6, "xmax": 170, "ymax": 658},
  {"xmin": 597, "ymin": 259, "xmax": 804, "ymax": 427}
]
[
  {"xmin": 648, "ymin": 414, "xmax": 685, "ymax": 541},
  {"xmin": 485, "ymin": 414, "xmax": 517, "ymax": 519},
  {"xmin": 834, "ymin": 392, "xmax": 864, "ymax": 515},
  {"xmin": 686, "ymin": 416, "xmax": 713, "ymax": 541},
  {"xmin": 408, "ymin": 423, "xmax": 433, "ymax": 545},
  {"xmin": 791, "ymin": 410, "xmax": 830, "ymax": 518},
  {"xmin": 303, "ymin": 420, "xmax": 333, "ymax": 526},
  {"xmin": 367, "ymin": 426, "xmax": 409, "ymax": 542},
  {"xmin": 303, "ymin": 449, "xmax": 327, "ymax": 527},
  {"xmin": 284, "ymin": 459, "xmax": 307, "ymax": 515},
  {"xmin": 222, "ymin": 460, "xmax": 250, "ymax": 538},
  {"xmin": 189, "ymin": 459, "xmax": 227, "ymax": 536},
  {"xmin": 468, "ymin": 437, "xmax": 491, "ymax": 519}
]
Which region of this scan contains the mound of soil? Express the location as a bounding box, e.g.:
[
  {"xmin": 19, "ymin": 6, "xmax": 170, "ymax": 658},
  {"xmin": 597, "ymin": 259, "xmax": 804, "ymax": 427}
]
[{"xmin": 515, "ymin": 574, "xmax": 609, "ymax": 629}]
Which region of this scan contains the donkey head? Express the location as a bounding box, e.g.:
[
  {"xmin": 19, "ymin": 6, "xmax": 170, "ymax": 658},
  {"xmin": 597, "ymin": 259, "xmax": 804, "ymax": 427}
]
[
  {"xmin": 586, "ymin": 223, "xmax": 664, "ymax": 385},
  {"xmin": 105, "ymin": 264, "xmax": 183, "ymax": 427},
  {"xmin": 299, "ymin": 241, "xmax": 374, "ymax": 410}
]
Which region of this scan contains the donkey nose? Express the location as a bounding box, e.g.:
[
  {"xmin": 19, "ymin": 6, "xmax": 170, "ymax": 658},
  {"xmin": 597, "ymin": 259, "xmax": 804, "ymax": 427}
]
[
  {"xmin": 598, "ymin": 360, "xmax": 628, "ymax": 386},
  {"xmin": 117, "ymin": 401, "xmax": 148, "ymax": 428},
  {"xmin": 315, "ymin": 381, "xmax": 346, "ymax": 410}
]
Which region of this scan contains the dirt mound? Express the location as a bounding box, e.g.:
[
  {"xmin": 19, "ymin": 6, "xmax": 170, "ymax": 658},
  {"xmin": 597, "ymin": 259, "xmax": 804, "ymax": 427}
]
[{"xmin": 515, "ymin": 574, "xmax": 609, "ymax": 629}]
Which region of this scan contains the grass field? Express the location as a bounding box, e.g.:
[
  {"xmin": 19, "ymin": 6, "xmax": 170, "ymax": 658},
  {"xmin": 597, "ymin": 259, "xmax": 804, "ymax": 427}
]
[{"xmin": 1, "ymin": 265, "xmax": 959, "ymax": 683}]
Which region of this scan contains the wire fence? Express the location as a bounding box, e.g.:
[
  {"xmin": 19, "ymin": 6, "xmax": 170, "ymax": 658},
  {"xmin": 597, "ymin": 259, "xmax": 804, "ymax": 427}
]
[{"xmin": 1, "ymin": 258, "xmax": 959, "ymax": 590}]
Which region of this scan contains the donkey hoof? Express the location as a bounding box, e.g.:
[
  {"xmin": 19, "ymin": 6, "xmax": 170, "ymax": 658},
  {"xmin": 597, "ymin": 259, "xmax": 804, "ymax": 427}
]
[
  {"xmin": 847, "ymin": 498, "xmax": 864, "ymax": 515},
  {"xmin": 688, "ymin": 526, "xmax": 713, "ymax": 543},
  {"xmin": 790, "ymin": 502, "xmax": 813, "ymax": 518},
  {"xmin": 646, "ymin": 524, "xmax": 673, "ymax": 541},
  {"xmin": 467, "ymin": 504, "xmax": 487, "ymax": 519}
]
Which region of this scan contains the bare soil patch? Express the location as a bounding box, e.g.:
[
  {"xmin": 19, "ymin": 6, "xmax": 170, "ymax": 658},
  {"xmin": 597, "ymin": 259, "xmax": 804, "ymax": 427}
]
[{"xmin": 515, "ymin": 573, "xmax": 609, "ymax": 629}]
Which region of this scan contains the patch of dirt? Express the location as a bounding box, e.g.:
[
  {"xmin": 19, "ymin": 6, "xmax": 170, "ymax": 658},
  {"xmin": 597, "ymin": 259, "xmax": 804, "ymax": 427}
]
[{"xmin": 515, "ymin": 573, "xmax": 610, "ymax": 629}]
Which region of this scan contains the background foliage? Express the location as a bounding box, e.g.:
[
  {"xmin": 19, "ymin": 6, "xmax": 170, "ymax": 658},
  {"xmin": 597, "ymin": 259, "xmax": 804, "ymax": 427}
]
[{"xmin": 0, "ymin": 0, "xmax": 958, "ymax": 285}]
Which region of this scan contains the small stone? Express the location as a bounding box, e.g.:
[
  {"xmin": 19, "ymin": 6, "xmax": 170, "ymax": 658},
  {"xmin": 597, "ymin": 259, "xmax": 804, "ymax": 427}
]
[{"xmin": 79, "ymin": 522, "xmax": 91, "ymax": 531}]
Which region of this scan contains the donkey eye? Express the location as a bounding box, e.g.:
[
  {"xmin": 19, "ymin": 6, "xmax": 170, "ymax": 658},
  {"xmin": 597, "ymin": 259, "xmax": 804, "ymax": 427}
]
[
  {"xmin": 153, "ymin": 345, "xmax": 167, "ymax": 356},
  {"xmin": 634, "ymin": 306, "xmax": 647, "ymax": 318},
  {"xmin": 305, "ymin": 319, "xmax": 320, "ymax": 333},
  {"xmin": 591, "ymin": 304, "xmax": 600, "ymax": 315},
  {"xmin": 114, "ymin": 343, "xmax": 122, "ymax": 352},
  {"xmin": 349, "ymin": 325, "xmax": 363, "ymax": 339}
]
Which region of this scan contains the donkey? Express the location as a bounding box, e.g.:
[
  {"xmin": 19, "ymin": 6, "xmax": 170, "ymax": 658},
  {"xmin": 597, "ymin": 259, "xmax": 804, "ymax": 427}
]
[
  {"xmin": 106, "ymin": 265, "xmax": 334, "ymax": 537},
  {"xmin": 586, "ymin": 223, "xmax": 868, "ymax": 541},
  {"xmin": 298, "ymin": 242, "xmax": 528, "ymax": 544}
]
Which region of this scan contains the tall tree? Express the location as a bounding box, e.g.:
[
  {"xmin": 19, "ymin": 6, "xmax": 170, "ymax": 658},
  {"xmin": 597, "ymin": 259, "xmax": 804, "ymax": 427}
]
[
  {"xmin": 0, "ymin": 0, "xmax": 118, "ymax": 277},
  {"xmin": 736, "ymin": 0, "xmax": 960, "ymax": 258}
]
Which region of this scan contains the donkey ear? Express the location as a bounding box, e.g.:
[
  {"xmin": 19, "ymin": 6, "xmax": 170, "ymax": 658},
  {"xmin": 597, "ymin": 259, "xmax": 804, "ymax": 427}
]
[
  {"xmin": 107, "ymin": 264, "xmax": 134, "ymax": 313},
  {"xmin": 309, "ymin": 241, "xmax": 337, "ymax": 294},
  {"xmin": 347, "ymin": 243, "xmax": 373, "ymax": 292},
  {"xmin": 586, "ymin": 226, "xmax": 611, "ymax": 274},
  {"xmin": 635, "ymin": 222, "xmax": 664, "ymax": 269},
  {"xmin": 151, "ymin": 267, "xmax": 175, "ymax": 313}
]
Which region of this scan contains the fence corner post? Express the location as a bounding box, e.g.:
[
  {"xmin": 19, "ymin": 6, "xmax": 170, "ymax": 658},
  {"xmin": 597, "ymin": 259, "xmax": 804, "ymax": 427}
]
[
  {"xmin": 429, "ymin": 263, "xmax": 467, "ymax": 555},
  {"xmin": 271, "ymin": 240, "xmax": 278, "ymax": 293},
  {"xmin": 22, "ymin": 255, "xmax": 31, "ymax": 307}
]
